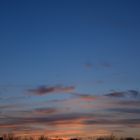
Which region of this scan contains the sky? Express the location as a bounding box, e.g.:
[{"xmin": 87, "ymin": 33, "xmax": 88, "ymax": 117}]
[{"xmin": 0, "ymin": 0, "xmax": 140, "ymax": 138}]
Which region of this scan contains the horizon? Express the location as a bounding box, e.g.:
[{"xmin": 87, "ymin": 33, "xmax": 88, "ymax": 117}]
[
  {"xmin": 1, "ymin": 134, "xmax": 140, "ymax": 140},
  {"xmin": 0, "ymin": 0, "xmax": 140, "ymax": 138}
]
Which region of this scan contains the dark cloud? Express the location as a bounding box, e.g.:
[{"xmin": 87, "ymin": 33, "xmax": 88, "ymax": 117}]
[
  {"xmin": 0, "ymin": 104, "xmax": 20, "ymax": 110},
  {"xmin": 0, "ymin": 112, "xmax": 116, "ymax": 128},
  {"xmin": 116, "ymin": 100, "xmax": 140, "ymax": 106},
  {"xmin": 0, "ymin": 113, "xmax": 91, "ymax": 128},
  {"xmin": 84, "ymin": 118, "xmax": 140, "ymax": 126},
  {"xmin": 128, "ymin": 90, "xmax": 139, "ymax": 97},
  {"xmin": 1, "ymin": 111, "xmax": 140, "ymax": 131},
  {"xmin": 11, "ymin": 126, "xmax": 44, "ymax": 132},
  {"xmin": 105, "ymin": 90, "xmax": 140, "ymax": 98},
  {"xmin": 28, "ymin": 85, "xmax": 75, "ymax": 95},
  {"xmin": 0, "ymin": 111, "xmax": 126, "ymax": 128},
  {"xmin": 105, "ymin": 91, "xmax": 125, "ymax": 98},
  {"xmin": 107, "ymin": 108, "xmax": 140, "ymax": 114},
  {"xmin": 34, "ymin": 108, "xmax": 57, "ymax": 115}
]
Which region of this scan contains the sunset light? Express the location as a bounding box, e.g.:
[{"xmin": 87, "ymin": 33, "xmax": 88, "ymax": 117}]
[{"xmin": 0, "ymin": 0, "xmax": 140, "ymax": 139}]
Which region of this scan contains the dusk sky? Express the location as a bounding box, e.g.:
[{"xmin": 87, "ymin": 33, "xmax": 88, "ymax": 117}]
[{"xmin": 0, "ymin": 0, "xmax": 140, "ymax": 138}]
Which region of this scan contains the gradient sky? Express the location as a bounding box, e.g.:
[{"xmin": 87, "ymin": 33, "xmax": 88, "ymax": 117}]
[{"xmin": 0, "ymin": 0, "xmax": 140, "ymax": 138}]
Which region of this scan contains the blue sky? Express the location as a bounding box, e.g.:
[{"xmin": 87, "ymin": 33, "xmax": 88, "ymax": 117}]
[{"xmin": 0, "ymin": 0, "xmax": 140, "ymax": 138}]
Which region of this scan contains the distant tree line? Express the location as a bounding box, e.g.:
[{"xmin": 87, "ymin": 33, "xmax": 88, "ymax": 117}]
[{"xmin": 0, "ymin": 134, "xmax": 140, "ymax": 140}]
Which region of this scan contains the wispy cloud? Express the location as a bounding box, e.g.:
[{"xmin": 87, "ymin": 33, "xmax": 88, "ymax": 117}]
[
  {"xmin": 84, "ymin": 61, "xmax": 112, "ymax": 70},
  {"xmin": 84, "ymin": 62, "xmax": 93, "ymax": 69},
  {"xmin": 33, "ymin": 108, "xmax": 57, "ymax": 115},
  {"xmin": 73, "ymin": 93, "xmax": 97, "ymax": 101},
  {"xmin": 105, "ymin": 90, "xmax": 140, "ymax": 98},
  {"xmin": 107, "ymin": 108, "xmax": 140, "ymax": 114},
  {"xmin": 0, "ymin": 113, "xmax": 91, "ymax": 129},
  {"xmin": 0, "ymin": 104, "xmax": 22, "ymax": 110},
  {"xmin": 0, "ymin": 96, "xmax": 27, "ymax": 101},
  {"xmin": 5, "ymin": 112, "xmax": 137, "ymax": 127},
  {"xmin": 28, "ymin": 85, "xmax": 75, "ymax": 95},
  {"xmin": 1, "ymin": 88, "xmax": 140, "ymax": 136},
  {"xmin": 100, "ymin": 62, "xmax": 112, "ymax": 68},
  {"xmin": 115, "ymin": 100, "xmax": 140, "ymax": 106},
  {"xmin": 84, "ymin": 118, "xmax": 140, "ymax": 126}
]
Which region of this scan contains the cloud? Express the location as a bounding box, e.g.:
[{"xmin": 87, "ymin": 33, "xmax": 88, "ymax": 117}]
[
  {"xmin": 1, "ymin": 88, "xmax": 140, "ymax": 136},
  {"xmin": 107, "ymin": 108, "xmax": 140, "ymax": 114},
  {"xmin": 73, "ymin": 93, "xmax": 97, "ymax": 101},
  {"xmin": 84, "ymin": 61, "xmax": 112, "ymax": 70},
  {"xmin": 1, "ymin": 107, "xmax": 59, "ymax": 118},
  {"xmin": 0, "ymin": 113, "xmax": 91, "ymax": 129},
  {"xmin": 33, "ymin": 108, "xmax": 57, "ymax": 115},
  {"xmin": 28, "ymin": 85, "xmax": 75, "ymax": 95},
  {"xmin": 105, "ymin": 91, "xmax": 125, "ymax": 98},
  {"xmin": 0, "ymin": 112, "xmax": 116, "ymax": 127},
  {"xmin": 1, "ymin": 110, "xmax": 140, "ymax": 136},
  {"xmin": 105, "ymin": 90, "xmax": 140, "ymax": 98},
  {"xmin": 100, "ymin": 62, "xmax": 112, "ymax": 68},
  {"xmin": 0, "ymin": 112, "xmax": 120, "ymax": 129},
  {"xmin": 0, "ymin": 104, "xmax": 21, "ymax": 110},
  {"xmin": 128, "ymin": 90, "xmax": 140, "ymax": 97},
  {"xmin": 116, "ymin": 100, "xmax": 140, "ymax": 106},
  {"xmin": 0, "ymin": 96, "xmax": 27, "ymax": 101},
  {"xmin": 84, "ymin": 62, "xmax": 93, "ymax": 69},
  {"xmin": 84, "ymin": 118, "xmax": 140, "ymax": 126}
]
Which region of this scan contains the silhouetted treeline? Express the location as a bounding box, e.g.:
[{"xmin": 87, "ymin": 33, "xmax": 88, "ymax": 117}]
[{"xmin": 1, "ymin": 134, "xmax": 140, "ymax": 140}]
